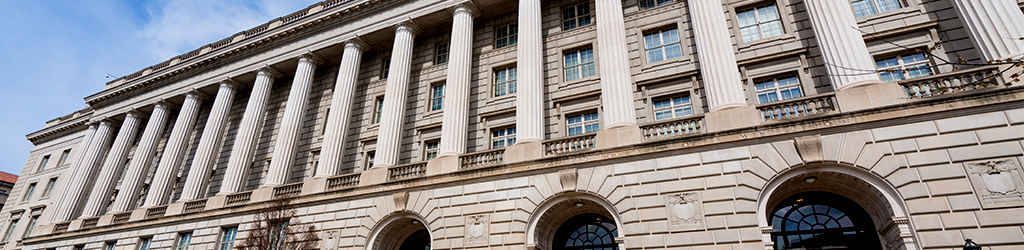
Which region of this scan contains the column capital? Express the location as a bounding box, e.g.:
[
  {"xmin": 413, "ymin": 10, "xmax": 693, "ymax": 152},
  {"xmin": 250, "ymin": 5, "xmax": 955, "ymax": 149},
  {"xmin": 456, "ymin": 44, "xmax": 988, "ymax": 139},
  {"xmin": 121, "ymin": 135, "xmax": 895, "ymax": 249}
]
[
  {"xmin": 395, "ymin": 19, "xmax": 422, "ymax": 36},
  {"xmin": 449, "ymin": 1, "xmax": 481, "ymax": 17},
  {"xmin": 219, "ymin": 78, "xmax": 244, "ymax": 90},
  {"xmin": 91, "ymin": 117, "xmax": 117, "ymax": 127},
  {"xmin": 342, "ymin": 37, "xmax": 371, "ymax": 52},
  {"xmin": 185, "ymin": 89, "xmax": 210, "ymax": 101},
  {"xmin": 256, "ymin": 66, "xmax": 283, "ymax": 79},
  {"xmin": 155, "ymin": 99, "xmax": 179, "ymax": 110},
  {"xmin": 126, "ymin": 109, "xmax": 148, "ymax": 120},
  {"xmin": 298, "ymin": 52, "xmax": 326, "ymax": 66}
]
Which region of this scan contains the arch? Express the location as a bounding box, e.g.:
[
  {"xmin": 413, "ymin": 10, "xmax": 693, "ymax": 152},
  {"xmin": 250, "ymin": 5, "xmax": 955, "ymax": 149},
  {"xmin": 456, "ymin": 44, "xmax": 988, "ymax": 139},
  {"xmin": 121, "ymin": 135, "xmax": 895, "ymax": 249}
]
[
  {"xmin": 365, "ymin": 212, "xmax": 431, "ymax": 250},
  {"xmin": 526, "ymin": 192, "xmax": 625, "ymax": 250}
]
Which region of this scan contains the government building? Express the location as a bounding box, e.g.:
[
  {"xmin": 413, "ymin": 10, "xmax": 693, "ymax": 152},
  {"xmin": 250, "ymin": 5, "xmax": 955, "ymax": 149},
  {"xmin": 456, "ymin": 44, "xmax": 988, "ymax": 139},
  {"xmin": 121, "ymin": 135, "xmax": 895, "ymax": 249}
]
[{"xmin": 3, "ymin": 0, "xmax": 1024, "ymax": 249}]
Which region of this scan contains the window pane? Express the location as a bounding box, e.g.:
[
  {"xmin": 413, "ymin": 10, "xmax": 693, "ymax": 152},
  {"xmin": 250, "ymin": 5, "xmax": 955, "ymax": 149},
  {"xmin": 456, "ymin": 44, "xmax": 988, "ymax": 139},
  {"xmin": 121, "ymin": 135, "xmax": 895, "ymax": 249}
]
[
  {"xmin": 644, "ymin": 33, "xmax": 661, "ymax": 48},
  {"xmin": 663, "ymin": 29, "xmax": 679, "ymax": 44},
  {"xmin": 647, "ymin": 48, "xmax": 664, "ymax": 63},
  {"xmin": 737, "ymin": 10, "xmax": 757, "ymax": 27},
  {"xmin": 565, "ymin": 53, "xmax": 579, "ymax": 67},
  {"xmin": 581, "ymin": 63, "xmax": 596, "ymax": 78},
  {"xmin": 741, "ymin": 26, "xmax": 761, "ymax": 42},
  {"xmin": 761, "ymin": 21, "xmax": 783, "ymax": 37},
  {"xmin": 664, "ymin": 43, "xmax": 682, "ymax": 60},
  {"xmin": 877, "ymin": 0, "xmax": 903, "ymax": 12},
  {"xmin": 851, "ymin": 0, "xmax": 877, "ymax": 18}
]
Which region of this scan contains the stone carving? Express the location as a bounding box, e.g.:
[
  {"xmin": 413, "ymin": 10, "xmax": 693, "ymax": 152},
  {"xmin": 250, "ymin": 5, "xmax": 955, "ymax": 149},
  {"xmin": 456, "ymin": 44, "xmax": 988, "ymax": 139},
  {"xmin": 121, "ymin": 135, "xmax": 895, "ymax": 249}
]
[
  {"xmin": 465, "ymin": 214, "xmax": 489, "ymax": 246},
  {"xmin": 559, "ymin": 168, "xmax": 577, "ymax": 191},
  {"xmin": 664, "ymin": 192, "xmax": 704, "ymax": 230},
  {"xmin": 794, "ymin": 134, "xmax": 822, "ymax": 163},
  {"xmin": 965, "ymin": 159, "xmax": 1024, "ymax": 208},
  {"xmin": 321, "ymin": 229, "xmax": 339, "ymax": 250},
  {"xmin": 393, "ymin": 192, "xmax": 409, "ymax": 212}
]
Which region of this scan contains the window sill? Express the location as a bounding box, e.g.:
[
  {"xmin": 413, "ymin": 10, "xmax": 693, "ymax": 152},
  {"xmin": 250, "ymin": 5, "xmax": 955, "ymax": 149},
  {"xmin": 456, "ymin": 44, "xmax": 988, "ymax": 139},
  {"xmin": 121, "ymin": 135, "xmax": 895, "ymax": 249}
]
[
  {"xmin": 641, "ymin": 57, "xmax": 690, "ymax": 72},
  {"xmin": 487, "ymin": 93, "xmax": 516, "ymax": 104},
  {"xmin": 560, "ymin": 76, "xmax": 599, "ymax": 89},
  {"xmin": 422, "ymin": 109, "xmax": 443, "ymax": 119},
  {"xmin": 737, "ymin": 33, "xmax": 796, "ymax": 51}
]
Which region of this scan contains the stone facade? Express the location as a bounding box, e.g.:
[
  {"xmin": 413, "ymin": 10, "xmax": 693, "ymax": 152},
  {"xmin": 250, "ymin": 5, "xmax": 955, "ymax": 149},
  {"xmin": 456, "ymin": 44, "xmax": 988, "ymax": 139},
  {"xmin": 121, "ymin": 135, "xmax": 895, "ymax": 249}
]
[{"xmin": 3, "ymin": 0, "xmax": 1024, "ymax": 250}]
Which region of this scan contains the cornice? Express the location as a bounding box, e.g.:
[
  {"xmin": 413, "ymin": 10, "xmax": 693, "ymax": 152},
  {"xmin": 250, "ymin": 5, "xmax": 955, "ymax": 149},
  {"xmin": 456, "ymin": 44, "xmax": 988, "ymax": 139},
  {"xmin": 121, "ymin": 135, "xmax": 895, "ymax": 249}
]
[{"xmin": 26, "ymin": 108, "xmax": 94, "ymax": 144}]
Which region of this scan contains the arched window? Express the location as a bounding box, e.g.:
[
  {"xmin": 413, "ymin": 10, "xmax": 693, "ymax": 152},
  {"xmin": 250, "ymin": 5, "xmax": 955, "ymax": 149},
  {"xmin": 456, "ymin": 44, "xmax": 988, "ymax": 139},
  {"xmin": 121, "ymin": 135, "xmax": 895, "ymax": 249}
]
[
  {"xmin": 769, "ymin": 192, "xmax": 883, "ymax": 250},
  {"xmin": 553, "ymin": 214, "xmax": 618, "ymax": 250},
  {"xmin": 397, "ymin": 229, "xmax": 430, "ymax": 250}
]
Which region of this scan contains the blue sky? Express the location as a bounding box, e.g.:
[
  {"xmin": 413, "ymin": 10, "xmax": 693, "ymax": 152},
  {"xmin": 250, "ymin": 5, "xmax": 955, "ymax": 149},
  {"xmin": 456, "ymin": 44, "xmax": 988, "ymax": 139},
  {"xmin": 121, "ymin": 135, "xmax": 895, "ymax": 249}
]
[{"xmin": 0, "ymin": 0, "xmax": 321, "ymax": 175}]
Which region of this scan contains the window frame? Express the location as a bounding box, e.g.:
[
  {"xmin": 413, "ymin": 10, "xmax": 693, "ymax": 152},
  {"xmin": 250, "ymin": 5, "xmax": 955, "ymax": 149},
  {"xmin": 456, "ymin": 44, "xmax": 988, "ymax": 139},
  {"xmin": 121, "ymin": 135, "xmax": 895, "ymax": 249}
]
[
  {"xmin": 651, "ymin": 95, "xmax": 695, "ymax": 121},
  {"xmin": 493, "ymin": 66, "xmax": 518, "ymax": 97},
  {"xmin": 423, "ymin": 140, "xmax": 440, "ymax": 160},
  {"xmin": 380, "ymin": 57, "xmax": 392, "ymax": 79},
  {"xmin": 735, "ymin": 3, "xmax": 785, "ymax": 43},
  {"xmin": 429, "ymin": 83, "xmax": 445, "ymax": 112},
  {"xmin": 373, "ymin": 96, "xmax": 385, "ymax": 124},
  {"xmin": 753, "ymin": 75, "xmax": 804, "ymax": 104},
  {"xmin": 218, "ymin": 227, "xmax": 238, "ymax": 250},
  {"xmin": 364, "ymin": 150, "xmax": 376, "ymax": 170},
  {"xmin": 435, "ymin": 42, "xmax": 450, "ymax": 65},
  {"xmin": 494, "ymin": 23, "xmax": 518, "ymax": 49},
  {"xmin": 3, "ymin": 218, "xmax": 18, "ymax": 242},
  {"xmin": 176, "ymin": 232, "xmax": 193, "ymax": 250},
  {"xmin": 642, "ymin": 27, "xmax": 684, "ymax": 64},
  {"xmin": 37, "ymin": 155, "xmax": 50, "ymax": 172},
  {"xmin": 561, "ymin": 2, "xmax": 593, "ymax": 31},
  {"xmin": 850, "ymin": 0, "xmax": 905, "ymax": 18},
  {"xmin": 490, "ymin": 127, "xmax": 517, "ymax": 149},
  {"xmin": 638, "ymin": 0, "xmax": 672, "ymax": 10},
  {"xmin": 22, "ymin": 182, "xmax": 36, "ymax": 202},
  {"xmin": 22, "ymin": 216, "xmax": 37, "ymax": 238},
  {"xmin": 563, "ymin": 47, "xmax": 597, "ymax": 82},
  {"xmin": 874, "ymin": 51, "xmax": 934, "ymax": 82},
  {"xmin": 56, "ymin": 149, "xmax": 71, "ymax": 166},
  {"xmin": 42, "ymin": 178, "xmax": 57, "ymax": 198},
  {"xmin": 565, "ymin": 111, "xmax": 600, "ymax": 136},
  {"xmin": 138, "ymin": 237, "xmax": 153, "ymax": 250}
]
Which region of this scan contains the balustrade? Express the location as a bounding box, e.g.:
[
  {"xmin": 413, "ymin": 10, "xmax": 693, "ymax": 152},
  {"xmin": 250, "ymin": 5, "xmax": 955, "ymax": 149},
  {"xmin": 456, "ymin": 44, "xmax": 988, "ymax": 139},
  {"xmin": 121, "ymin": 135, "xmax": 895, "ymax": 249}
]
[
  {"xmin": 388, "ymin": 162, "xmax": 427, "ymax": 181},
  {"xmin": 111, "ymin": 212, "xmax": 131, "ymax": 224},
  {"xmin": 273, "ymin": 183, "xmax": 303, "ymax": 198},
  {"xmin": 898, "ymin": 66, "xmax": 1003, "ymax": 98},
  {"xmin": 460, "ymin": 149, "xmax": 505, "ymax": 169},
  {"xmin": 327, "ymin": 173, "xmax": 361, "ymax": 191},
  {"xmin": 182, "ymin": 200, "xmax": 207, "ymax": 214},
  {"xmin": 225, "ymin": 192, "xmax": 252, "ymax": 206},
  {"xmin": 145, "ymin": 206, "xmax": 167, "ymax": 219},
  {"xmin": 543, "ymin": 133, "xmax": 597, "ymax": 155},
  {"xmin": 757, "ymin": 93, "xmax": 837, "ymax": 121},
  {"xmin": 641, "ymin": 116, "xmax": 704, "ymax": 141}
]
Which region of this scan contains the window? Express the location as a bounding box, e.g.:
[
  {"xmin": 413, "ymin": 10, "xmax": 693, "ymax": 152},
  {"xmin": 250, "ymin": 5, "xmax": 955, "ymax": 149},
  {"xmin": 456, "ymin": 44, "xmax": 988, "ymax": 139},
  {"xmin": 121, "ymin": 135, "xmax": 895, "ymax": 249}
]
[
  {"xmin": 564, "ymin": 48, "xmax": 596, "ymax": 81},
  {"xmin": 104, "ymin": 241, "xmax": 116, "ymax": 250},
  {"xmin": 755, "ymin": 76, "xmax": 803, "ymax": 104},
  {"xmin": 567, "ymin": 112, "xmax": 599, "ymax": 136},
  {"xmin": 57, "ymin": 149, "xmax": 71, "ymax": 166},
  {"xmin": 639, "ymin": 0, "xmax": 671, "ymax": 10},
  {"xmin": 22, "ymin": 183, "xmax": 36, "ymax": 202},
  {"xmin": 435, "ymin": 42, "xmax": 450, "ymax": 64},
  {"xmin": 653, "ymin": 96, "xmax": 693, "ymax": 121},
  {"xmin": 562, "ymin": 3, "xmax": 592, "ymax": 31},
  {"xmin": 424, "ymin": 140, "xmax": 440, "ymax": 160},
  {"xmin": 321, "ymin": 108, "xmax": 330, "ymax": 136},
  {"xmin": 364, "ymin": 151, "xmax": 376, "ymax": 170},
  {"xmin": 644, "ymin": 28, "xmax": 683, "ymax": 63},
  {"xmin": 381, "ymin": 57, "xmax": 391, "ymax": 79},
  {"xmin": 308, "ymin": 151, "xmax": 320, "ymax": 179},
  {"xmin": 219, "ymin": 227, "xmax": 237, "ymax": 250},
  {"xmin": 851, "ymin": 0, "xmax": 903, "ymax": 18},
  {"xmin": 22, "ymin": 216, "xmax": 37, "ymax": 238},
  {"xmin": 37, "ymin": 155, "xmax": 50, "ymax": 172},
  {"xmin": 373, "ymin": 97, "xmax": 384, "ymax": 124},
  {"xmin": 176, "ymin": 232, "xmax": 192, "ymax": 250},
  {"xmin": 493, "ymin": 67, "xmax": 517, "ymax": 97},
  {"xmin": 138, "ymin": 237, "xmax": 153, "ymax": 250},
  {"xmin": 74, "ymin": 245, "xmax": 84, "ymax": 250},
  {"xmin": 429, "ymin": 84, "xmax": 445, "ymax": 111},
  {"xmin": 876, "ymin": 52, "xmax": 933, "ymax": 82},
  {"xmin": 495, "ymin": 23, "xmax": 518, "ymax": 48},
  {"xmin": 737, "ymin": 4, "xmax": 783, "ymax": 43},
  {"xmin": 491, "ymin": 127, "xmax": 517, "ymax": 149},
  {"xmin": 42, "ymin": 178, "xmax": 57, "ymax": 197},
  {"xmin": 3, "ymin": 219, "xmax": 18, "ymax": 242}
]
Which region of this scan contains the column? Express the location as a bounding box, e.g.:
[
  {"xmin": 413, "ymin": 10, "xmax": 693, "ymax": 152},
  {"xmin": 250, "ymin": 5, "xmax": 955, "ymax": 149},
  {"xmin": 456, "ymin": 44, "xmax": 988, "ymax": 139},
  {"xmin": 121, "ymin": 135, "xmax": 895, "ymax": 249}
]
[
  {"xmin": 219, "ymin": 67, "xmax": 282, "ymax": 194},
  {"xmin": 264, "ymin": 53, "xmax": 324, "ymax": 187},
  {"xmin": 438, "ymin": 3, "xmax": 479, "ymax": 157},
  {"xmin": 44, "ymin": 123, "xmax": 96, "ymax": 223},
  {"xmin": 144, "ymin": 91, "xmax": 207, "ymax": 207},
  {"xmin": 803, "ymin": 0, "xmax": 881, "ymax": 90},
  {"xmin": 80, "ymin": 111, "xmax": 145, "ymax": 218},
  {"xmin": 688, "ymin": 0, "xmax": 746, "ymax": 111},
  {"xmin": 594, "ymin": 0, "xmax": 637, "ymax": 128},
  {"xmin": 515, "ymin": 0, "xmax": 544, "ymax": 144},
  {"xmin": 317, "ymin": 39, "xmax": 369, "ymax": 178},
  {"xmin": 51, "ymin": 119, "xmax": 116, "ymax": 222},
  {"xmin": 179, "ymin": 80, "xmax": 243, "ymax": 201},
  {"xmin": 374, "ymin": 21, "xmax": 421, "ymax": 168},
  {"xmin": 110, "ymin": 101, "xmax": 175, "ymax": 212},
  {"xmin": 952, "ymin": 0, "xmax": 1024, "ymax": 61}
]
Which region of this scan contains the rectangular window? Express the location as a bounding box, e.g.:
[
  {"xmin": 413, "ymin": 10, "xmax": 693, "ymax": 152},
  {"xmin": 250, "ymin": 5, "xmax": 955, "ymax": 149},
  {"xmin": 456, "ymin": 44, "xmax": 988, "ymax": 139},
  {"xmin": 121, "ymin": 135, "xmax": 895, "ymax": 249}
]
[
  {"xmin": 491, "ymin": 127, "xmax": 517, "ymax": 149},
  {"xmin": 138, "ymin": 237, "xmax": 152, "ymax": 250},
  {"xmin": 435, "ymin": 42, "xmax": 450, "ymax": 64},
  {"xmin": 374, "ymin": 97, "xmax": 385, "ymax": 124},
  {"xmin": 430, "ymin": 84, "xmax": 445, "ymax": 111},
  {"xmin": 755, "ymin": 76, "xmax": 803, "ymax": 104},
  {"xmin": 219, "ymin": 227, "xmax": 237, "ymax": 250},
  {"xmin": 364, "ymin": 151, "xmax": 376, "ymax": 170},
  {"xmin": 381, "ymin": 58, "xmax": 391, "ymax": 79},
  {"xmin": 562, "ymin": 3, "xmax": 592, "ymax": 31},
  {"xmin": 321, "ymin": 108, "xmax": 330, "ymax": 136},
  {"xmin": 42, "ymin": 178, "xmax": 57, "ymax": 197},
  {"xmin": 74, "ymin": 245, "xmax": 84, "ymax": 250},
  {"xmin": 22, "ymin": 216, "xmax": 37, "ymax": 238},
  {"xmin": 639, "ymin": 0, "xmax": 671, "ymax": 10},
  {"xmin": 424, "ymin": 141, "xmax": 440, "ymax": 160},
  {"xmin": 104, "ymin": 242, "xmax": 116, "ymax": 250},
  {"xmin": 876, "ymin": 52, "xmax": 933, "ymax": 82},
  {"xmin": 57, "ymin": 149, "xmax": 71, "ymax": 166},
  {"xmin": 22, "ymin": 183, "xmax": 36, "ymax": 202},
  {"xmin": 176, "ymin": 233, "xmax": 192, "ymax": 250},
  {"xmin": 308, "ymin": 151, "xmax": 320, "ymax": 179},
  {"xmin": 37, "ymin": 155, "xmax": 50, "ymax": 172},
  {"xmin": 3, "ymin": 219, "xmax": 18, "ymax": 242},
  {"xmin": 567, "ymin": 112, "xmax": 600, "ymax": 136},
  {"xmin": 564, "ymin": 48, "xmax": 596, "ymax": 81},
  {"xmin": 493, "ymin": 67, "xmax": 518, "ymax": 97},
  {"xmin": 737, "ymin": 4, "xmax": 783, "ymax": 43},
  {"xmin": 644, "ymin": 28, "xmax": 683, "ymax": 63},
  {"xmin": 653, "ymin": 96, "xmax": 694, "ymax": 121},
  {"xmin": 851, "ymin": 0, "xmax": 903, "ymax": 18},
  {"xmin": 495, "ymin": 23, "xmax": 518, "ymax": 48}
]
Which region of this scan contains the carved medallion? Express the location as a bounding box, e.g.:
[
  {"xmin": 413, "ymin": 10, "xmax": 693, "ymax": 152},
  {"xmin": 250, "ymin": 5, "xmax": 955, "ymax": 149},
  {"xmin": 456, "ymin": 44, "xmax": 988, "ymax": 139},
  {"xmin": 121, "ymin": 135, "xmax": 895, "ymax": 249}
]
[
  {"xmin": 321, "ymin": 229, "xmax": 340, "ymax": 250},
  {"xmin": 964, "ymin": 158, "xmax": 1024, "ymax": 208},
  {"xmin": 664, "ymin": 192, "xmax": 704, "ymax": 230},
  {"xmin": 465, "ymin": 214, "xmax": 489, "ymax": 246}
]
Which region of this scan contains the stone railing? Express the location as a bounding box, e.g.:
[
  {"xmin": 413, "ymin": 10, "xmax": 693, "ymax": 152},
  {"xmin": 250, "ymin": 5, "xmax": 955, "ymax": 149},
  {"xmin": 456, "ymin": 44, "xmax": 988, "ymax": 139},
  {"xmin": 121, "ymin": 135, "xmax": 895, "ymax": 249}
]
[
  {"xmin": 54, "ymin": 222, "xmax": 70, "ymax": 233},
  {"xmin": 225, "ymin": 191, "xmax": 252, "ymax": 207},
  {"xmin": 81, "ymin": 218, "xmax": 99, "ymax": 229},
  {"xmin": 182, "ymin": 200, "xmax": 207, "ymax": 214},
  {"xmin": 757, "ymin": 93, "xmax": 837, "ymax": 121},
  {"xmin": 460, "ymin": 148, "xmax": 505, "ymax": 169},
  {"xmin": 327, "ymin": 173, "xmax": 361, "ymax": 191},
  {"xmin": 898, "ymin": 65, "xmax": 1003, "ymax": 98},
  {"xmin": 145, "ymin": 206, "xmax": 167, "ymax": 219},
  {"xmin": 640, "ymin": 115, "xmax": 704, "ymax": 141},
  {"xmin": 543, "ymin": 133, "xmax": 597, "ymax": 155},
  {"xmin": 274, "ymin": 183, "xmax": 304, "ymax": 198},
  {"xmin": 388, "ymin": 162, "xmax": 427, "ymax": 181},
  {"xmin": 111, "ymin": 212, "xmax": 131, "ymax": 224}
]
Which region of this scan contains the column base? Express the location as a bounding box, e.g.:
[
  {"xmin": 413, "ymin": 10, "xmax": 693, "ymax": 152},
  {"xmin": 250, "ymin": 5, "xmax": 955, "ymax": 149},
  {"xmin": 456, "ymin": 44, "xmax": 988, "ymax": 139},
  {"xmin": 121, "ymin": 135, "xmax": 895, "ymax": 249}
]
[
  {"xmin": 205, "ymin": 194, "xmax": 228, "ymax": 210},
  {"xmin": 165, "ymin": 201, "xmax": 186, "ymax": 216},
  {"xmin": 301, "ymin": 177, "xmax": 328, "ymax": 195},
  {"xmin": 96, "ymin": 214, "xmax": 115, "ymax": 227},
  {"xmin": 595, "ymin": 124, "xmax": 643, "ymax": 149},
  {"xmin": 425, "ymin": 155, "xmax": 460, "ymax": 176},
  {"xmin": 705, "ymin": 105, "xmax": 762, "ymax": 132},
  {"xmin": 36, "ymin": 223, "xmax": 54, "ymax": 236},
  {"xmin": 835, "ymin": 81, "xmax": 906, "ymax": 112},
  {"xmin": 359, "ymin": 167, "xmax": 390, "ymax": 186},
  {"xmin": 129, "ymin": 208, "xmax": 148, "ymax": 221},
  {"xmin": 250, "ymin": 186, "xmax": 277, "ymax": 203},
  {"xmin": 505, "ymin": 140, "xmax": 544, "ymax": 163},
  {"xmin": 67, "ymin": 219, "xmax": 84, "ymax": 231}
]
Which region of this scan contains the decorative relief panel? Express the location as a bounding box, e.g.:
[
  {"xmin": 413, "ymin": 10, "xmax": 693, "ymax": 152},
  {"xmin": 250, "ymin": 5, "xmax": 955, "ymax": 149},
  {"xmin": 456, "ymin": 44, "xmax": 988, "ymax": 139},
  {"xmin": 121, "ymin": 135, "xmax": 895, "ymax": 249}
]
[
  {"xmin": 664, "ymin": 192, "xmax": 704, "ymax": 230},
  {"xmin": 465, "ymin": 214, "xmax": 490, "ymax": 246},
  {"xmin": 964, "ymin": 158, "xmax": 1024, "ymax": 208},
  {"xmin": 321, "ymin": 229, "xmax": 340, "ymax": 250}
]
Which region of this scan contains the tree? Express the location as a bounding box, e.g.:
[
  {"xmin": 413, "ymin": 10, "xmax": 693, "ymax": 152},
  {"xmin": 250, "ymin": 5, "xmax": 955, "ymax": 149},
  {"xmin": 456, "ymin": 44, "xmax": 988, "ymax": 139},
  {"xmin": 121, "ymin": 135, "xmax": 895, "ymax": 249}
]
[{"xmin": 237, "ymin": 195, "xmax": 319, "ymax": 250}]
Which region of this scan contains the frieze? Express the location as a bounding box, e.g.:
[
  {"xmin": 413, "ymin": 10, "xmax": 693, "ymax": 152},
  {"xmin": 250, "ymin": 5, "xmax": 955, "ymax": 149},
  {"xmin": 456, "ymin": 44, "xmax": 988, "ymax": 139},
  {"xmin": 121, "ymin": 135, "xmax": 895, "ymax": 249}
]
[{"xmin": 740, "ymin": 116, "xmax": 864, "ymax": 139}]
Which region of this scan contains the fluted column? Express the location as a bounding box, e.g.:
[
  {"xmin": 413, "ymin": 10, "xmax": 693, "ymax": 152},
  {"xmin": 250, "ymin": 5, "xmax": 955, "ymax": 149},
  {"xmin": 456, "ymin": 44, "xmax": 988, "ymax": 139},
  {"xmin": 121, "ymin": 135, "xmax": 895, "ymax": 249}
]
[
  {"xmin": 264, "ymin": 53, "xmax": 324, "ymax": 187},
  {"xmin": 438, "ymin": 3, "xmax": 479, "ymax": 157},
  {"xmin": 219, "ymin": 67, "xmax": 282, "ymax": 194},
  {"xmin": 688, "ymin": 0, "xmax": 746, "ymax": 111},
  {"xmin": 516, "ymin": 0, "xmax": 544, "ymax": 144},
  {"xmin": 595, "ymin": 0, "xmax": 637, "ymax": 128},
  {"xmin": 110, "ymin": 101, "xmax": 175, "ymax": 212},
  {"xmin": 804, "ymin": 0, "xmax": 881, "ymax": 90},
  {"xmin": 952, "ymin": 0, "xmax": 1024, "ymax": 61},
  {"xmin": 179, "ymin": 80, "xmax": 243, "ymax": 200},
  {"xmin": 80, "ymin": 111, "xmax": 145, "ymax": 218},
  {"xmin": 317, "ymin": 39, "xmax": 369, "ymax": 178},
  {"xmin": 143, "ymin": 91, "xmax": 207, "ymax": 207},
  {"xmin": 51, "ymin": 119, "xmax": 116, "ymax": 222},
  {"xmin": 374, "ymin": 21, "xmax": 421, "ymax": 168},
  {"xmin": 45, "ymin": 123, "xmax": 97, "ymax": 223}
]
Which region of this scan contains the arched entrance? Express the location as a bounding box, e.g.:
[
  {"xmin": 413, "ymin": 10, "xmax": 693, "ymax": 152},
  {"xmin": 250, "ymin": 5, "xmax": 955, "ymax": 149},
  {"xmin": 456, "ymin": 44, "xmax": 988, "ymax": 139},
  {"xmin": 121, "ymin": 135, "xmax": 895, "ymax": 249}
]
[
  {"xmin": 769, "ymin": 191, "xmax": 883, "ymax": 249},
  {"xmin": 526, "ymin": 192, "xmax": 624, "ymax": 250},
  {"xmin": 366, "ymin": 213, "xmax": 431, "ymax": 250},
  {"xmin": 552, "ymin": 213, "xmax": 618, "ymax": 250}
]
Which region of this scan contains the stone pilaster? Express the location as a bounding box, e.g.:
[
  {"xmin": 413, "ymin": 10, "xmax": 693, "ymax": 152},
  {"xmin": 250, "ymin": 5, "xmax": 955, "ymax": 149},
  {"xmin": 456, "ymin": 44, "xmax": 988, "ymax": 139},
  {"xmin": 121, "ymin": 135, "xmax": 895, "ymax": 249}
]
[
  {"xmin": 110, "ymin": 101, "xmax": 175, "ymax": 212},
  {"xmin": 219, "ymin": 67, "xmax": 282, "ymax": 194},
  {"xmin": 507, "ymin": 0, "xmax": 546, "ymax": 162},
  {"xmin": 952, "ymin": 0, "xmax": 1024, "ymax": 61},
  {"xmin": 51, "ymin": 119, "xmax": 116, "ymax": 222},
  {"xmin": 593, "ymin": 0, "xmax": 642, "ymax": 148},
  {"xmin": 80, "ymin": 111, "xmax": 146, "ymax": 218},
  {"xmin": 179, "ymin": 80, "xmax": 243, "ymax": 200},
  {"xmin": 143, "ymin": 90, "xmax": 207, "ymax": 207},
  {"xmin": 374, "ymin": 21, "xmax": 421, "ymax": 168},
  {"xmin": 264, "ymin": 53, "xmax": 324, "ymax": 187},
  {"xmin": 318, "ymin": 39, "xmax": 369, "ymax": 178},
  {"xmin": 438, "ymin": 2, "xmax": 479, "ymax": 158}
]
